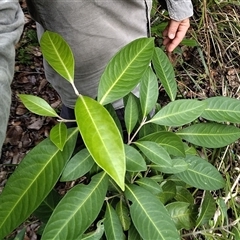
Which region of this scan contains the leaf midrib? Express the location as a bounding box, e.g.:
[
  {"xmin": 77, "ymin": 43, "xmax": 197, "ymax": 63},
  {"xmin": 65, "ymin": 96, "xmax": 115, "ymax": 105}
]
[{"xmin": 99, "ymin": 40, "xmax": 152, "ymax": 105}]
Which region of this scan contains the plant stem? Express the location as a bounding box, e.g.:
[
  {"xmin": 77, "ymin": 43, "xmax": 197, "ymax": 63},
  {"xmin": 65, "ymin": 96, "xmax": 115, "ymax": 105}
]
[{"xmin": 128, "ymin": 117, "xmax": 147, "ymax": 145}]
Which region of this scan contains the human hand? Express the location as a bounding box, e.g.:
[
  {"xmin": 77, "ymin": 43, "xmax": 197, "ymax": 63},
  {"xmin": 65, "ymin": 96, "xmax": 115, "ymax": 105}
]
[{"xmin": 162, "ymin": 18, "xmax": 190, "ymax": 53}]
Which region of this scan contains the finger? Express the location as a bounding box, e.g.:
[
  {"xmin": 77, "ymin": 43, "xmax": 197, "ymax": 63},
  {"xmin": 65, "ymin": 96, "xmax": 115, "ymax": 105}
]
[{"xmin": 167, "ymin": 19, "xmax": 180, "ymax": 39}]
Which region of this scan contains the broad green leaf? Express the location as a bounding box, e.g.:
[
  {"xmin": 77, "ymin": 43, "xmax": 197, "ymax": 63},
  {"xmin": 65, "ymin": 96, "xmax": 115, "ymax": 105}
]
[
  {"xmin": 116, "ymin": 199, "xmax": 131, "ymax": 231},
  {"xmin": 128, "ymin": 224, "xmax": 142, "ymax": 240},
  {"xmin": 104, "ymin": 203, "xmax": 125, "ymax": 240},
  {"xmin": 177, "ymin": 123, "xmax": 240, "ymax": 148},
  {"xmin": 149, "ymin": 100, "xmax": 206, "ymax": 127},
  {"xmin": 50, "ymin": 122, "xmax": 67, "ymax": 150},
  {"xmin": 166, "ymin": 202, "xmax": 195, "ymax": 230},
  {"xmin": 14, "ymin": 228, "xmax": 26, "ymax": 240},
  {"xmin": 81, "ymin": 219, "xmax": 105, "ymax": 240},
  {"xmin": 139, "ymin": 67, "xmax": 158, "ymax": 117},
  {"xmin": 138, "ymin": 123, "xmax": 165, "ymax": 139},
  {"xmin": 125, "ymin": 184, "xmax": 180, "ymax": 240},
  {"xmin": 19, "ymin": 94, "xmax": 58, "ymax": 117},
  {"xmin": 42, "ymin": 172, "xmax": 108, "ymax": 240},
  {"xmin": 175, "ymin": 155, "xmax": 225, "ymax": 190},
  {"xmin": 75, "ymin": 95, "xmax": 125, "ymax": 190},
  {"xmin": 104, "ymin": 104, "xmax": 123, "ymax": 137},
  {"xmin": 140, "ymin": 131, "xmax": 185, "ymax": 157},
  {"xmin": 124, "ymin": 144, "xmax": 147, "ymax": 172},
  {"xmin": 201, "ymin": 96, "xmax": 240, "ymax": 123},
  {"xmin": 60, "ymin": 148, "xmax": 94, "ymax": 182},
  {"xmin": 166, "ymin": 175, "xmax": 187, "ymax": 187},
  {"xmin": 158, "ymin": 181, "xmax": 176, "ymax": 204},
  {"xmin": 124, "ymin": 93, "xmax": 139, "ymax": 135},
  {"xmin": 0, "ymin": 128, "xmax": 78, "ymax": 239},
  {"xmin": 181, "ymin": 39, "xmax": 199, "ymax": 47},
  {"xmin": 152, "ymin": 47, "xmax": 177, "ymax": 101},
  {"xmin": 40, "ymin": 30, "xmax": 74, "ymax": 83},
  {"xmin": 136, "ymin": 178, "xmax": 162, "ymax": 195},
  {"xmin": 33, "ymin": 190, "xmax": 61, "ymax": 223},
  {"xmin": 98, "ymin": 38, "xmax": 154, "ymax": 105},
  {"xmin": 196, "ymin": 191, "xmax": 216, "ymax": 227},
  {"xmin": 175, "ymin": 186, "xmax": 194, "ymax": 205},
  {"xmin": 134, "ymin": 141, "xmax": 174, "ymax": 173}
]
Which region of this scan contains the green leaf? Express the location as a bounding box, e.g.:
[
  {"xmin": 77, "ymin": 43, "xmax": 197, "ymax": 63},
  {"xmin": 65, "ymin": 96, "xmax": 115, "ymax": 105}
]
[
  {"xmin": 42, "ymin": 172, "xmax": 108, "ymax": 240},
  {"xmin": 14, "ymin": 228, "xmax": 26, "ymax": 240},
  {"xmin": 128, "ymin": 224, "xmax": 143, "ymax": 240},
  {"xmin": 75, "ymin": 95, "xmax": 125, "ymax": 190},
  {"xmin": 0, "ymin": 128, "xmax": 78, "ymax": 239},
  {"xmin": 104, "ymin": 203, "xmax": 125, "ymax": 240},
  {"xmin": 140, "ymin": 131, "xmax": 185, "ymax": 157},
  {"xmin": 98, "ymin": 38, "xmax": 154, "ymax": 105},
  {"xmin": 50, "ymin": 122, "xmax": 68, "ymax": 150},
  {"xmin": 175, "ymin": 186, "xmax": 194, "ymax": 205},
  {"xmin": 201, "ymin": 96, "xmax": 240, "ymax": 123},
  {"xmin": 196, "ymin": 191, "xmax": 216, "ymax": 227},
  {"xmin": 124, "ymin": 93, "xmax": 139, "ymax": 135},
  {"xmin": 125, "ymin": 184, "xmax": 180, "ymax": 240},
  {"xmin": 134, "ymin": 141, "xmax": 174, "ymax": 173},
  {"xmin": 19, "ymin": 94, "xmax": 59, "ymax": 117},
  {"xmin": 125, "ymin": 144, "xmax": 147, "ymax": 172},
  {"xmin": 158, "ymin": 181, "xmax": 176, "ymax": 204},
  {"xmin": 232, "ymin": 226, "xmax": 240, "ymax": 240},
  {"xmin": 81, "ymin": 219, "xmax": 105, "ymax": 240},
  {"xmin": 149, "ymin": 100, "xmax": 206, "ymax": 127},
  {"xmin": 33, "ymin": 190, "xmax": 61, "ymax": 223},
  {"xmin": 138, "ymin": 123, "xmax": 165, "ymax": 139},
  {"xmin": 136, "ymin": 178, "xmax": 162, "ymax": 195},
  {"xmin": 139, "ymin": 67, "xmax": 158, "ymax": 117},
  {"xmin": 116, "ymin": 199, "xmax": 131, "ymax": 231},
  {"xmin": 151, "ymin": 158, "xmax": 188, "ymax": 174},
  {"xmin": 40, "ymin": 30, "xmax": 74, "ymax": 83},
  {"xmin": 181, "ymin": 39, "xmax": 199, "ymax": 47},
  {"xmin": 104, "ymin": 104, "xmax": 123, "ymax": 137},
  {"xmin": 175, "ymin": 155, "xmax": 225, "ymax": 190},
  {"xmin": 177, "ymin": 123, "xmax": 240, "ymax": 148},
  {"xmin": 152, "ymin": 47, "xmax": 177, "ymax": 101},
  {"xmin": 60, "ymin": 148, "xmax": 95, "ymax": 182},
  {"xmin": 166, "ymin": 202, "xmax": 195, "ymax": 230}
]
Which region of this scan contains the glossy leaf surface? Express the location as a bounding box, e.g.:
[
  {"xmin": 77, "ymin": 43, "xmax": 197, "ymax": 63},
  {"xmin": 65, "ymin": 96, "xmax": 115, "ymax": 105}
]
[
  {"xmin": 0, "ymin": 129, "xmax": 78, "ymax": 239},
  {"xmin": 166, "ymin": 202, "xmax": 195, "ymax": 230},
  {"xmin": 152, "ymin": 47, "xmax": 177, "ymax": 101},
  {"xmin": 140, "ymin": 131, "xmax": 185, "ymax": 157},
  {"xmin": 42, "ymin": 172, "xmax": 108, "ymax": 240},
  {"xmin": 60, "ymin": 148, "xmax": 94, "ymax": 182},
  {"xmin": 50, "ymin": 122, "xmax": 68, "ymax": 150},
  {"xmin": 177, "ymin": 123, "xmax": 240, "ymax": 148},
  {"xmin": 201, "ymin": 96, "xmax": 240, "ymax": 123},
  {"xmin": 150, "ymin": 100, "xmax": 206, "ymax": 127},
  {"xmin": 125, "ymin": 184, "xmax": 180, "ymax": 240},
  {"xmin": 134, "ymin": 141, "xmax": 174, "ymax": 173},
  {"xmin": 124, "ymin": 93, "xmax": 139, "ymax": 135},
  {"xmin": 175, "ymin": 155, "xmax": 225, "ymax": 190},
  {"xmin": 139, "ymin": 67, "xmax": 158, "ymax": 117},
  {"xmin": 116, "ymin": 199, "xmax": 131, "ymax": 231},
  {"xmin": 104, "ymin": 203, "xmax": 125, "ymax": 240},
  {"xmin": 98, "ymin": 38, "xmax": 154, "ymax": 105},
  {"xmin": 40, "ymin": 30, "xmax": 74, "ymax": 82},
  {"xmin": 125, "ymin": 144, "xmax": 147, "ymax": 172},
  {"xmin": 75, "ymin": 95, "xmax": 125, "ymax": 190},
  {"xmin": 19, "ymin": 94, "xmax": 58, "ymax": 117}
]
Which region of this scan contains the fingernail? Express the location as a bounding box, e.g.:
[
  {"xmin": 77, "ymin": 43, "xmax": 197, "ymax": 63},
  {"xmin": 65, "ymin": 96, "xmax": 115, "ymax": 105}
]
[{"xmin": 169, "ymin": 34, "xmax": 175, "ymax": 39}]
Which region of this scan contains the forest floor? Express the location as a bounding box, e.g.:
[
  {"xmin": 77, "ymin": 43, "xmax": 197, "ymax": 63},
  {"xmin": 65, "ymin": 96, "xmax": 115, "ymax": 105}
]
[{"xmin": 0, "ymin": 0, "xmax": 239, "ymax": 239}]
